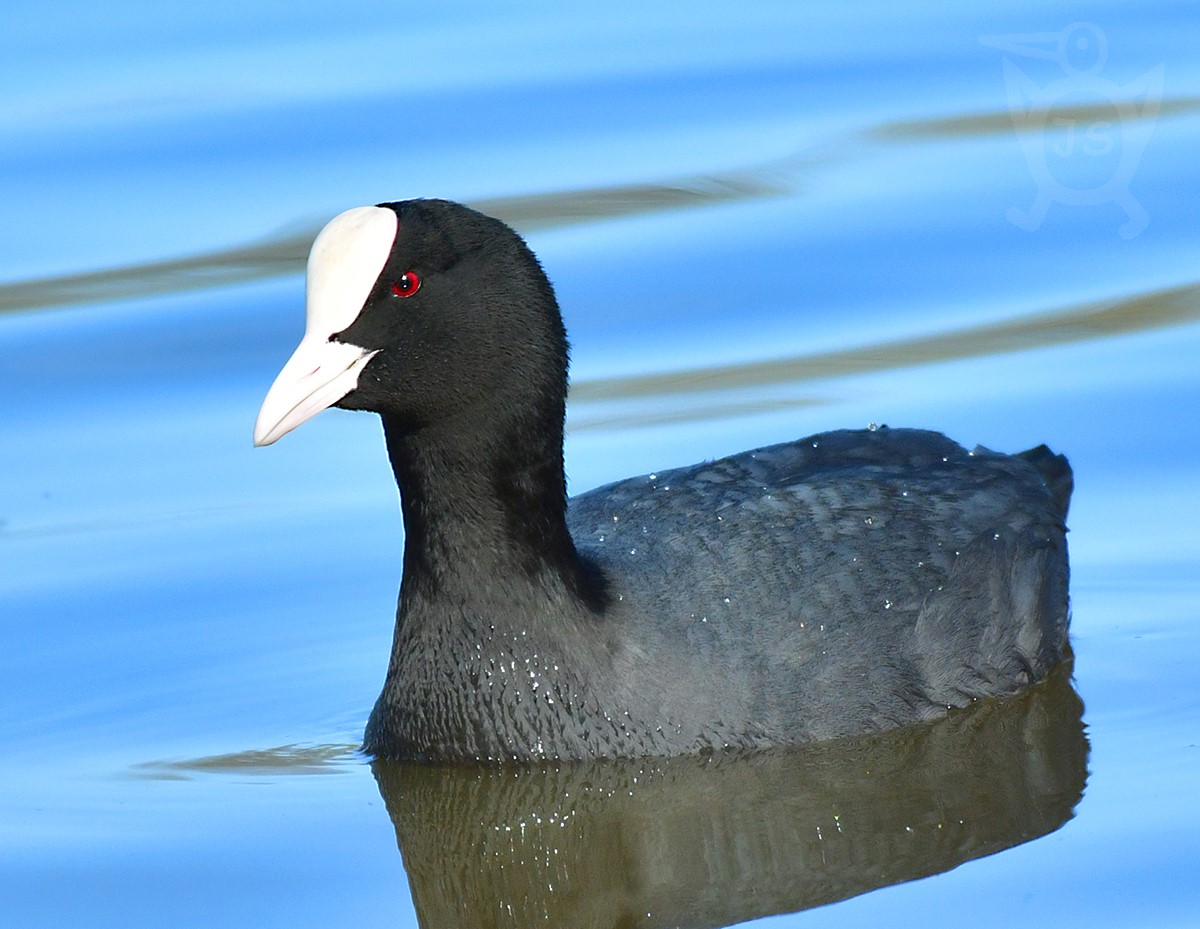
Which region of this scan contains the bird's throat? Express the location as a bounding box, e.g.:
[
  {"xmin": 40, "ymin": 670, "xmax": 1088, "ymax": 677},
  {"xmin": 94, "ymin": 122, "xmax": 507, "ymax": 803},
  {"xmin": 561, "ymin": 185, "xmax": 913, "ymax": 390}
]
[{"xmin": 380, "ymin": 412, "xmax": 600, "ymax": 610}]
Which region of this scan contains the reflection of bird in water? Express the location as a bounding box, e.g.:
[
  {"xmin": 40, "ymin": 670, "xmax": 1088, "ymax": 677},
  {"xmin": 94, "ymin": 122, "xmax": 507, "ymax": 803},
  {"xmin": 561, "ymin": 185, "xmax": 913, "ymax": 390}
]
[{"xmin": 374, "ymin": 663, "xmax": 1086, "ymax": 928}]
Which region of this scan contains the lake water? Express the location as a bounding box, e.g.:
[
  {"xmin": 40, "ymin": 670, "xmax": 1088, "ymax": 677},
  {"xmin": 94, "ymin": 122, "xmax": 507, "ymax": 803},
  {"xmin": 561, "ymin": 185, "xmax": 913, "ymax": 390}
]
[{"xmin": 3, "ymin": 3, "xmax": 1199, "ymax": 927}]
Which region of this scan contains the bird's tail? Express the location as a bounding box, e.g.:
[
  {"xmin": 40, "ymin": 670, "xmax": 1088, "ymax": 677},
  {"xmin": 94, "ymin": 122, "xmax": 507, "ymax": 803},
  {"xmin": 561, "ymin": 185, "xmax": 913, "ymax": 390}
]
[{"xmin": 1018, "ymin": 445, "xmax": 1073, "ymax": 520}]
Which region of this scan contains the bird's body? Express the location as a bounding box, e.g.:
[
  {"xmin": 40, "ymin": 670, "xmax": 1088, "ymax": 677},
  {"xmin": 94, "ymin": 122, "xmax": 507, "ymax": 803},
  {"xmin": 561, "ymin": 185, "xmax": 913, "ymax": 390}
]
[{"xmin": 255, "ymin": 199, "xmax": 1072, "ymax": 763}]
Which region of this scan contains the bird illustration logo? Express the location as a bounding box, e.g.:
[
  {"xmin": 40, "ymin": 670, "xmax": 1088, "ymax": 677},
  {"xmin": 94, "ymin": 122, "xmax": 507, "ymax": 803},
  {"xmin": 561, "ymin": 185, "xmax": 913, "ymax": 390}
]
[{"xmin": 980, "ymin": 22, "xmax": 1164, "ymax": 238}]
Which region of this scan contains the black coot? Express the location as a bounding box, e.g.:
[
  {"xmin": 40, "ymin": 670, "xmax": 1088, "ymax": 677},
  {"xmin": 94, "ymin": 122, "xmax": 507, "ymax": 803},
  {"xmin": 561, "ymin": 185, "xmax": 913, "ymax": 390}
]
[{"xmin": 254, "ymin": 199, "xmax": 1072, "ymax": 763}]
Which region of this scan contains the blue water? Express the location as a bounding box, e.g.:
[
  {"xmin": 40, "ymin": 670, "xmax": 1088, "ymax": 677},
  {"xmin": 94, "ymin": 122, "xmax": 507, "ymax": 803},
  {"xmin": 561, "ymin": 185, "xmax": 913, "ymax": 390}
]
[{"xmin": 3, "ymin": 3, "xmax": 1199, "ymax": 927}]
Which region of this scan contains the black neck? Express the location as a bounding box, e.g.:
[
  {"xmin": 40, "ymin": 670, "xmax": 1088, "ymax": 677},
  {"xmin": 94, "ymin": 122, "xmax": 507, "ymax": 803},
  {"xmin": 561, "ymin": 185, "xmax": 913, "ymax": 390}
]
[{"xmin": 381, "ymin": 411, "xmax": 605, "ymax": 612}]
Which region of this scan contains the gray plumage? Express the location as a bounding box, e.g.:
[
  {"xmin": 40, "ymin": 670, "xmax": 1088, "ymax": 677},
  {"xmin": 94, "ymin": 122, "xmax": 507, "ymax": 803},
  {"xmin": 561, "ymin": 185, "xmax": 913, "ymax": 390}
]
[
  {"xmin": 365, "ymin": 424, "xmax": 1070, "ymax": 762},
  {"xmin": 258, "ymin": 198, "xmax": 1072, "ymax": 763}
]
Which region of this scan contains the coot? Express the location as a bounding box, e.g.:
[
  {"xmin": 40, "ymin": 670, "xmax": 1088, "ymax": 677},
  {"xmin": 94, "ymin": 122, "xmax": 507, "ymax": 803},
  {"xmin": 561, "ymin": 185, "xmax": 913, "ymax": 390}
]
[{"xmin": 255, "ymin": 199, "xmax": 1072, "ymax": 763}]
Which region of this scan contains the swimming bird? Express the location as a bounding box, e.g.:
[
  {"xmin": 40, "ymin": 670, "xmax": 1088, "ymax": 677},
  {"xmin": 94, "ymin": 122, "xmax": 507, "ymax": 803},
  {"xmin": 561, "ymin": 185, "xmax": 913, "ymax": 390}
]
[{"xmin": 254, "ymin": 199, "xmax": 1072, "ymax": 763}]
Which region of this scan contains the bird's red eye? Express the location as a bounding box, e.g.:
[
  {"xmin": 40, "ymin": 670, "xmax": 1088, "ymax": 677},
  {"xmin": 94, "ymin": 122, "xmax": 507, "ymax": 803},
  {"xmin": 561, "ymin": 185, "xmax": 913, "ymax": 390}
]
[{"xmin": 392, "ymin": 271, "xmax": 421, "ymax": 298}]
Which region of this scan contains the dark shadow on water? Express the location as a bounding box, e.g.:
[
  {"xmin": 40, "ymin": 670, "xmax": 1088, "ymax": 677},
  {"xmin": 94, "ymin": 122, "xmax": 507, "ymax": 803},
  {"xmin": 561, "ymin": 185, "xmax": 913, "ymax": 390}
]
[
  {"xmin": 372, "ymin": 662, "xmax": 1086, "ymax": 929},
  {"xmin": 566, "ymin": 281, "xmax": 1200, "ymax": 410},
  {"xmin": 7, "ymin": 139, "xmax": 1196, "ymax": 436},
  {"xmin": 562, "ymin": 279, "xmax": 1200, "ymax": 430},
  {"xmin": 4, "ymin": 180, "xmax": 1196, "ymax": 436},
  {"xmin": 4, "ymin": 93, "xmax": 1196, "ymax": 318},
  {"xmin": 0, "ymin": 174, "xmax": 787, "ymax": 316},
  {"xmin": 873, "ymin": 96, "xmax": 1200, "ymax": 140},
  {"xmin": 130, "ymin": 743, "xmax": 361, "ymax": 779}
]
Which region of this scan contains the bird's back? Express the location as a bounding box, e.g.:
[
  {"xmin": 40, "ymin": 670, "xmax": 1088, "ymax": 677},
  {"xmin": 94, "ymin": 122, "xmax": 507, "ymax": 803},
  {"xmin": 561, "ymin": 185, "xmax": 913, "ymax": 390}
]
[{"xmin": 567, "ymin": 427, "xmax": 1072, "ymax": 748}]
